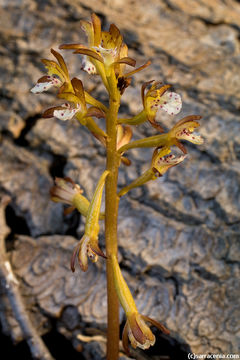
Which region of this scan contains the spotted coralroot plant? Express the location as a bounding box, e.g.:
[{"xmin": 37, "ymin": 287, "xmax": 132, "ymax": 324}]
[{"xmin": 31, "ymin": 13, "xmax": 203, "ymax": 360}]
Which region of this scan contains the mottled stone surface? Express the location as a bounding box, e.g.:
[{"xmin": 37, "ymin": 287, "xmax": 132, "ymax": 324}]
[{"xmin": 0, "ymin": 0, "xmax": 240, "ymax": 358}]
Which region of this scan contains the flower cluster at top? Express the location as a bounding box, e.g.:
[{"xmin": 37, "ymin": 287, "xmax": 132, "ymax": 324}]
[{"xmin": 31, "ymin": 13, "xmax": 204, "ymax": 356}]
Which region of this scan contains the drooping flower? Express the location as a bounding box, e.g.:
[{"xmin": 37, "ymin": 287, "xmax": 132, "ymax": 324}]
[
  {"xmin": 70, "ymin": 171, "xmax": 109, "ymax": 272},
  {"xmin": 111, "ymin": 254, "xmax": 169, "ymax": 354},
  {"xmin": 50, "ymin": 177, "xmax": 90, "ymax": 216},
  {"xmin": 30, "ymin": 49, "xmax": 71, "ymax": 93},
  {"xmin": 151, "ymin": 147, "xmax": 187, "ymax": 177},
  {"xmin": 122, "ymin": 312, "xmax": 169, "ymax": 354}
]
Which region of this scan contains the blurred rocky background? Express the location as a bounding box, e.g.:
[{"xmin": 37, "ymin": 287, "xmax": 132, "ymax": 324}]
[{"xmin": 0, "ymin": 0, "xmax": 240, "ymax": 359}]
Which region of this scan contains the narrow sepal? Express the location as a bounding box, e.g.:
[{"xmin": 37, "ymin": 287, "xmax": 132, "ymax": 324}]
[
  {"xmin": 122, "ymin": 321, "xmax": 130, "ymax": 355},
  {"xmin": 141, "ymin": 315, "xmax": 170, "ymax": 335},
  {"xmin": 90, "ymin": 243, "xmax": 107, "ymax": 259},
  {"xmin": 71, "ymin": 77, "xmax": 86, "ymax": 107},
  {"xmin": 50, "ymin": 48, "xmax": 69, "ymax": 78},
  {"xmin": 141, "ymin": 80, "xmax": 154, "ymax": 106},
  {"xmin": 91, "ymin": 13, "xmax": 102, "ymax": 46},
  {"xmin": 124, "ymin": 60, "xmax": 151, "ymax": 78},
  {"xmin": 74, "ymin": 48, "xmax": 103, "ymax": 63},
  {"xmin": 86, "ymin": 107, "xmax": 106, "ymax": 119},
  {"xmin": 59, "ymin": 43, "xmax": 86, "ymax": 50},
  {"xmin": 114, "ymin": 57, "xmax": 136, "ymax": 67}
]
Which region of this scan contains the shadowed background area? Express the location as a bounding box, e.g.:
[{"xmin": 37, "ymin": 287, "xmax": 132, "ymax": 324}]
[{"xmin": 0, "ymin": 0, "xmax": 240, "ymax": 359}]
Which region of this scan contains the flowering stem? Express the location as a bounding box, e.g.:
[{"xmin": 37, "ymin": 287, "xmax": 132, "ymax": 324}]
[{"xmin": 105, "ymin": 71, "xmax": 121, "ymax": 360}]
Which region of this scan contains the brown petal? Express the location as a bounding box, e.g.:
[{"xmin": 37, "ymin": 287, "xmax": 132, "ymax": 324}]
[
  {"xmin": 114, "ymin": 57, "xmax": 136, "ymax": 67},
  {"xmin": 174, "ymin": 139, "xmax": 188, "ymax": 154},
  {"xmin": 90, "ymin": 243, "xmax": 107, "ymax": 259},
  {"xmin": 37, "ymin": 75, "xmax": 52, "ymax": 83},
  {"xmin": 51, "ymin": 48, "xmax": 69, "ymax": 77},
  {"xmin": 154, "ymin": 83, "xmax": 171, "ymax": 97},
  {"xmin": 109, "ymin": 24, "xmax": 123, "ymax": 49},
  {"xmin": 122, "ymin": 321, "xmax": 130, "ymax": 356},
  {"xmin": 109, "ymin": 23, "xmax": 120, "ymax": 36},
  {"xmin": 172, "ymin": 115, "xmax": 202, "ymax": 131},
  {"xmin": 42, "ymin": 106, "xmax": 65, "ymax": 118},
  {"xmin": 129, "ymin": 313, "xmax": 146, "ymax": 345},
  {"xmin": 59, "ymin": 43, "xmax": 86, "ymax": 50},
  {"xmin": 71, "ymin": 77, "xmax": 86, "ymax": 105},
  {"xmin": 141, "ymin": 80, "xmax": 155, "ymax": 106},
  {"xmin": 91, "ymin": 13, "xmax": 102, "ymax": 46},
  {"xmin": 73, "ymin": 48, "xmax": 104, "ymax": 63},
  {"xmin": 70, "ymin": 243, "xmax": 81, "ymax": 272},
  {"xmin": 121, "ymin": 156, "xmax": 131, "ymax": 166},
  {"xmin": 63, "ymin": 177, "xmax": 76, "ymax": 186},
  {"xmin": 141, "ymin": 315, "xmax": 170, "ymax": 335},
  {"xmin": 147, "ymin": 115, "xmax": 164, "ymax": 133},
  {"xmin": 86, "ymin": 107, "xmax": 106, "ymax": 119},
  {"xmin": 64, "ymin": 206, "xmax": 76, "ymax": 216},
  {"xmin": 124, "ymin": 60, "xmax": 151, "ymax": 79}
]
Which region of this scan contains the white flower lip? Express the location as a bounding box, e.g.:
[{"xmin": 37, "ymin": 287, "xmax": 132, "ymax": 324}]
[
  {"xmin": 30, "ymin": 81, "xmax": 54, "ymax": 93},
  {"xmin": 81, "ymin": 55, "xmax": 97, "ymax": 74},
  {"xmin": 157, "ymin": 153, "xmax": 187, "ymax": 165},
  {"xmin": 53, "ymin": 108, "xmax": 78, "ymax": 121},
  {"xmin": 30, "ymin": 76, "xmax": 62, "ymax": 93},
  {"xmin": 160, "ymin": 92, "xmax": 182, "ymax": 115},
  {"xmin": 176, "ymin": 129, "xmax": 204, "ymax": 144}
]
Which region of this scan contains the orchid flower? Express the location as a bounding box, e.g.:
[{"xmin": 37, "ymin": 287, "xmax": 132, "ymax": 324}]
[
  {"xmin": 118, "ymin": 115, "xmax": 203, "ymax": 155},
  {"xmin": 142, "ymin": 81, "xmax": 182, "ymax": 131},
  {"xmin": 111, "ymin": 254, "xmax": 169, "ymax": 354},
  {"xmin": 50, "ymin": 177, "xmax": 90, "ymax": 216},
  {"xmin": 118, "ymin": 147, "xmax": 186, "ymax": 197},
  {"xmin": 41, "ymin": 77, "xmax": 106, "ymax": 140},
  {"xmin": 30, "ymin": 49, "xmax": 71, "ymax": 93},
  {"xmin": 168, "ymin": 115, "xmax": 204, "ymax": 153},
  {"xmin": 118, "ymin": 81, "xmax": 182, "ymax": 129},
  {"xmin": 70, "ymin": 171, "xmax": 109, "ymax": 272},
  {"xmin": 59, "ymin": 14, "xmax": 149, "ymax": 91},
  {"xmin": 60, "ymin": 14, "xmax": 135, "ymax": 73},
  {"xmin": 151, "ymin": 147, "xmax": 187, "ymax": 177}
]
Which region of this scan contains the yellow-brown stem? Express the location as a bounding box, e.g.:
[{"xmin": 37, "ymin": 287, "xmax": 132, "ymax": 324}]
[{"xmin": 105, "ymin": 71, "xmax": 121, "ymax": 360}]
